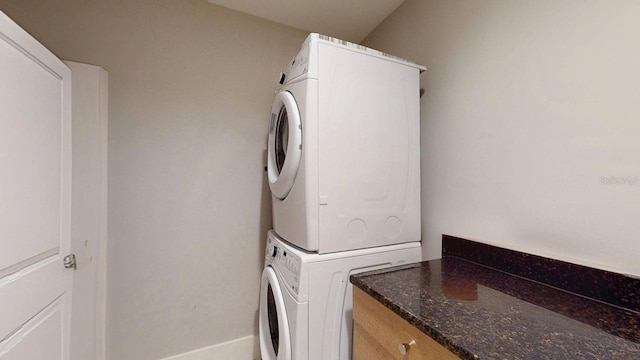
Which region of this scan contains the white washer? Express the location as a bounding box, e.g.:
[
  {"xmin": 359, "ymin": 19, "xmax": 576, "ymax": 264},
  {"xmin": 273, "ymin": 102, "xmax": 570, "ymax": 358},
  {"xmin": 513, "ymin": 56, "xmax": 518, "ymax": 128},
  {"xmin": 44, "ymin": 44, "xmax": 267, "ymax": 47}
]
[
  {"xmin": 267, "ymin": 33, "xmax": 426, "ymax": 254},
  {"xmin": 259, "ymin": 230, "xmax": 422, "ymax": 360}
]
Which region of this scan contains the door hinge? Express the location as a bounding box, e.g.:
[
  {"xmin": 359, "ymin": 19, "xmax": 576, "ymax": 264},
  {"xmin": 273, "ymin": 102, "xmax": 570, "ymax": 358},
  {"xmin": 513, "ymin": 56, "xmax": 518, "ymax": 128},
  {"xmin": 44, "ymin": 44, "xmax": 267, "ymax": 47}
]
[{"xmin": 64, "ymin": 254, "xmax": 77, "ymax": 269}]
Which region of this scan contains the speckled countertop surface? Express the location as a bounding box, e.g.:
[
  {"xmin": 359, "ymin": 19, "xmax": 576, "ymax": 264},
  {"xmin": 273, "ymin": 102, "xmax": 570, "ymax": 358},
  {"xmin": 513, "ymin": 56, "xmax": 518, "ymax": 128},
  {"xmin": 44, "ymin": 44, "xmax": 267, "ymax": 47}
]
[{"xmin": 351, "ymin": 257, "xmax": 640, "ymax": 359}]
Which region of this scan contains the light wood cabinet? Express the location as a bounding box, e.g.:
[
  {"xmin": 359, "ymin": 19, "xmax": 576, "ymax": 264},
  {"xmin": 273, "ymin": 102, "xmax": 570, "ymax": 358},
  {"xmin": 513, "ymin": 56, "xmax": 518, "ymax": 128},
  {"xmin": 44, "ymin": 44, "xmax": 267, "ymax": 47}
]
[{"xmin": 353, "ymin": 287, "xmax": 460, "ymax": 360}]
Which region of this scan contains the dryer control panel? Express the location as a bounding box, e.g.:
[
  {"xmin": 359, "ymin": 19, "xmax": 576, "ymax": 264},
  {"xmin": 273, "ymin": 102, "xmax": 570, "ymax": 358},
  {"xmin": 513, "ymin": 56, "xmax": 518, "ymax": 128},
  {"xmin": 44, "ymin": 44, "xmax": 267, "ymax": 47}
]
[
  {"xmin": 284, "ymin": 51, "xmax": 309, "ymax": 83},
  {"xmin": 281, "ymin": 35, "xmax": 315, "ymax": 84},
  {"xmin": 265, "ymin": 236, "xmax": 302, "ymax": 296},
  {"xmin": 280, "ymin": 249, "xmax": 301, "ymax": 275}
]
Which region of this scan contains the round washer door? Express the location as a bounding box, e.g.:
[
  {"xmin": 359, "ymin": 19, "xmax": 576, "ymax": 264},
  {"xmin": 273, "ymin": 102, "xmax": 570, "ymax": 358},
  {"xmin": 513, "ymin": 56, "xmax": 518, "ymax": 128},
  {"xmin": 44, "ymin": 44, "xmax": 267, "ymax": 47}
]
[
  {"xmin": 268, "ymin": 91, "xmax": 302, "ymax": 200},
  {"xmin": 259, "ymin": 266, "xmax": 292, "ymax": 360}
]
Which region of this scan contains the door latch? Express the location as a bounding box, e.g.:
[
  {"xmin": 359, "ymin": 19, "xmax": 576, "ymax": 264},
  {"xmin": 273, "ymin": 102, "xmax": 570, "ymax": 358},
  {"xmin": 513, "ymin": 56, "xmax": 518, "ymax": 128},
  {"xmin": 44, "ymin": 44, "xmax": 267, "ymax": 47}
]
[{"xmin": 64, "ymin": 254, "xmax": 77, "ymax": 269}]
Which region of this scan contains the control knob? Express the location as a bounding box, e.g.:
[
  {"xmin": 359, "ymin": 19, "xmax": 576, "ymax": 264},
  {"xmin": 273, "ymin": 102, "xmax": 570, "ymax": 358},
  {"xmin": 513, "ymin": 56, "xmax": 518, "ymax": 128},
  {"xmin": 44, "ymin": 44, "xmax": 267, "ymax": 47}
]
[{"xmin": 270, "ymin": 245, "xmax": 278, "ymax": 258}]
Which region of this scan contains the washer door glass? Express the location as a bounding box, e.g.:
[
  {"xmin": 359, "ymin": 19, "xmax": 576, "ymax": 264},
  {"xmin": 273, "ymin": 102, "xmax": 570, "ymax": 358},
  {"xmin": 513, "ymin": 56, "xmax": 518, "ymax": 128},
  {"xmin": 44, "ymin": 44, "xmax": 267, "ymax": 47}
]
[
  {"xmin": 259, "ymin": 266, "xmax": 292, "ymax": 360},
  {"xmin": 268, "ymin": 91, "xmax": 301, "ymax": 200}
]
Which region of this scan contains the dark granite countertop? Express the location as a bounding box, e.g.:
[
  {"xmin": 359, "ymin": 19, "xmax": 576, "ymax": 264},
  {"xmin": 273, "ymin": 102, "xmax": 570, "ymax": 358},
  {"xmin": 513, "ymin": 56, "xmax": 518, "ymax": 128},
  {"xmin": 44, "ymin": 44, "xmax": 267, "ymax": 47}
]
[{"xmin": 351, "ymin": 237, "xmax": 640, "ymax": 360}]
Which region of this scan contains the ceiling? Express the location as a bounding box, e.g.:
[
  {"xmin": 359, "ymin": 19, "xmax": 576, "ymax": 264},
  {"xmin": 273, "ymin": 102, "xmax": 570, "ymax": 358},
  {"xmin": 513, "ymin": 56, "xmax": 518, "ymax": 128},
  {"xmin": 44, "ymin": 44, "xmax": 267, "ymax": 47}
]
[{"xmin": 207, "ymin": 0, "xmax": 405, "ymax": 43}]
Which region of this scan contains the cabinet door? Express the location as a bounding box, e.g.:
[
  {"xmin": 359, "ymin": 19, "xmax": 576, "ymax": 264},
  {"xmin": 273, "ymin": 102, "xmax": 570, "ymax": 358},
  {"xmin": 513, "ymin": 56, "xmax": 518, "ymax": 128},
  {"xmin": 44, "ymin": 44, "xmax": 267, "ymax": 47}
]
[
  {"xmin": 0, "ymin": 10, "xmax": 73, "ymax": 360},
  {"xmin": 353, "ymin": 288, "xmax": 460, "ymax": 360}
]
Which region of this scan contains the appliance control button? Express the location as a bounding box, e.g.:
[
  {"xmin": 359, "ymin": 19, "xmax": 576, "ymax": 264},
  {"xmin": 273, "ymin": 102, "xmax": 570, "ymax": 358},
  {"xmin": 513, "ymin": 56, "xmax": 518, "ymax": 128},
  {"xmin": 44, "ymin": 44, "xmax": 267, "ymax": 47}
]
[{"xmin": 271, "ymin": 246, "xmax": 278, "ymax": 257}]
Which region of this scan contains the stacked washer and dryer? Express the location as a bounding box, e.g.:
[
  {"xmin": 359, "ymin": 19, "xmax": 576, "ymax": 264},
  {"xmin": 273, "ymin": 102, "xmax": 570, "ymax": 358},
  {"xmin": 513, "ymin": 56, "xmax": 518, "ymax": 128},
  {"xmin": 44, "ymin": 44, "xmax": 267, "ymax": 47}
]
[{"xmin": 259, "ymin": 34, "xmax": 425, "ymax": 360}]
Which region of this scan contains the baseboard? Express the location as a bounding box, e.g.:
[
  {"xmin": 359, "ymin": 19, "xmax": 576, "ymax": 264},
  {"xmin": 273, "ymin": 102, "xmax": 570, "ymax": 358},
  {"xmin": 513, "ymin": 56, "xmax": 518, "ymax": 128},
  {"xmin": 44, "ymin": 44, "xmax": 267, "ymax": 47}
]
[{"xmin": 158, "ymin": 335, "xmax": 260, "ymax": 360}]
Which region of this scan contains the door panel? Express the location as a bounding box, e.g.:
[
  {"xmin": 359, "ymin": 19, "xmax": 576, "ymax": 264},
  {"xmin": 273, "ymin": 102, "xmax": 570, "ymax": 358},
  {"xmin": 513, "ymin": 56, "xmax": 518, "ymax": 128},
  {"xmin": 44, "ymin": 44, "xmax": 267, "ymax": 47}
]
[
  {"xmin": 2, "ymin": 299, "xmax": 63, "ymax": 360},
  {"xmin": 0, "ymin": 258, "xmax": 65, "ymax": 342},
  {"xmin": 0, "ymin": 10, "xmax": 72, "ymax": 360},
  {"xmin": 0, "ymin": 33, "xmax": 62, "ymax": 272}
]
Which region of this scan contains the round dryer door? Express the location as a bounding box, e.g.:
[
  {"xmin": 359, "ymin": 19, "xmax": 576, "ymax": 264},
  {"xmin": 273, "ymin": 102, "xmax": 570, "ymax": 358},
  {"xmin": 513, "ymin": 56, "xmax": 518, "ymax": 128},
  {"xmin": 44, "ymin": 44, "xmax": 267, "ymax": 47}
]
[
  {"xmin": 268, "ymin": 91, "xmax": 301, "ymax": 200},
  {"xmin": 259, "ymin": 266, "xmax": 292, "ymax": 360}
]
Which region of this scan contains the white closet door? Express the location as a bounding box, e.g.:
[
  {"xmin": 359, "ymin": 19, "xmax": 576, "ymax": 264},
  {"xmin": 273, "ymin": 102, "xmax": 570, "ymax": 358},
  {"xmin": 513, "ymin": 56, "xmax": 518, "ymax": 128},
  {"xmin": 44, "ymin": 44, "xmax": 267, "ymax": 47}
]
[{"xmin": 0, "ymin": 10, "xmax": 73, "ymax": 360}]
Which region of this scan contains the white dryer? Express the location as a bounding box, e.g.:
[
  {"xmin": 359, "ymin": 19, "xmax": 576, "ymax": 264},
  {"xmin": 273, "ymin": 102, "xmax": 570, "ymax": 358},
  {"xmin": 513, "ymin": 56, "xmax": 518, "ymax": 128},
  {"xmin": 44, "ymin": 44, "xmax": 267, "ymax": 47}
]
[
  {"xmin": 267, "ymin": 33, "xmax": 425, "ymax": 254},
  {"xmin": 259, "ymin": 230, "xmax": 422, "ymax": 360}
]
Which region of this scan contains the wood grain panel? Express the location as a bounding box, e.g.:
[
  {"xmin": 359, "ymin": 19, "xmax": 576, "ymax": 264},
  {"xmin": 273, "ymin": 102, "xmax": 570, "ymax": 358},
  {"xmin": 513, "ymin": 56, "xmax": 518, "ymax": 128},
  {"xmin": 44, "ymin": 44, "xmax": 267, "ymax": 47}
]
[{"xmin": 353, "ymin": 287, "xmax": 459, "ymax": 360}]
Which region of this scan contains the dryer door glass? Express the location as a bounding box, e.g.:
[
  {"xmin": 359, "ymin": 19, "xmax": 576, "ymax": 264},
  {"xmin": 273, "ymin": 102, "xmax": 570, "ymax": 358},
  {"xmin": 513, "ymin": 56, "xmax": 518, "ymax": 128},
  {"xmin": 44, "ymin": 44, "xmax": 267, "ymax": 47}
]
[
  {"xmin": 274, "ymin": 106, "xmax": 289, "ymax": 174},
  {"xmin": 268, "ymin": 91, "xmax": 302, "ymax": 200},
  {"xmin": 267, "ymin": 284, "xmax": 279, "ymax": 355}
]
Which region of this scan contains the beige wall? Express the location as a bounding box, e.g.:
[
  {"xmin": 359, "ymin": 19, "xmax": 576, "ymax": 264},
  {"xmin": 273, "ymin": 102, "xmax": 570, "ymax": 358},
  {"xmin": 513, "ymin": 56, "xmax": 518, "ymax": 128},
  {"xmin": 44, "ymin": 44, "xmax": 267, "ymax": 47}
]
[
  {"xmin": 365, "ymin": 0, "xmax": 640, "ymax": 275},
  {"xmin": 0, "ymin": 1, "xmax": 306, "ymax": 359}
]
